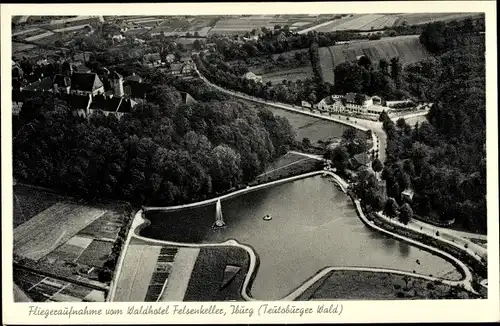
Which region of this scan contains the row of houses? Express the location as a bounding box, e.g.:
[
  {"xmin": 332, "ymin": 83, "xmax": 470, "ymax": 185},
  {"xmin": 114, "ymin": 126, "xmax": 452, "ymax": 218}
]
[
  {"xmin": 302, "ymin": 93, "xmax": 416, "ymax": 117},
  {"xmin": 12, "ymin": 63, "xmax": 196, "ymax": 119}
]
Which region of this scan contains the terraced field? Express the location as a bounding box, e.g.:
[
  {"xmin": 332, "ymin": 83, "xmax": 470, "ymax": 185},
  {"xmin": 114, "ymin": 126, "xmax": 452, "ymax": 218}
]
[
  {"xmin": 312, "ymin": 12, "xmax": 480, "ymax": 32},
  {"xmin": 319, "ymin": 35, "xmax": 431, "ymax": 84},
  {"xmin": 394, "ymin": 13, "xmax": 483, "ymax": 27}
]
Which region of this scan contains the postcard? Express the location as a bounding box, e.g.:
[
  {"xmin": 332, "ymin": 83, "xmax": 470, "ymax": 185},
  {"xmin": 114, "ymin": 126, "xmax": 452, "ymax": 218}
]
[{"xmin": 2, "ymin": 1, "xmax": 498, "ymax": 324}]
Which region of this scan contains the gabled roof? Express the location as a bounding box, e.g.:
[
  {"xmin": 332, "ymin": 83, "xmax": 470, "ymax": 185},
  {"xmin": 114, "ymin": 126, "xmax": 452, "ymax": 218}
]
[
  {"xmin": 111, "ymin": 70, "xmax": 123, "ymax": 80},
  {"xmin": 61, "ymin": 94, "xmax": 92, "ymax": 111},
  {"xmin": 90, "ymin": 95, "xmax": 122, "ymax": 112},
  {"xmin": 353, "ymin": 152, "xmax": 371, "ymax": 166},
  {"xmin": 74, "ymin": 65, "xmax": 91, "ymax": 73},
  {"xmin": 320, "ymin": 96, "xmax": 334, "ymax": 105},
  {"xmin": 124, "ymin": 81, "xmax": 152, "ymax": 99},
  {"xmin": 170, "ymin": 63, "xmax": 184, "ymax": 72},
  {"xmin": 24, "ymin": 77, "xmax": 53, "ymax": 92},
  {"xmin": 143, "ymin": 53, "xmax": 161, "ymax": 62},
  {"xmin": 53, "ymin": 74, "xmax": 71, "ymax": 87},
  {"xmin": 71, "ymin": 73, "xmax": 103, "ymax": 92},
  {"xmin": 124, "ymin": 73, "xmax": 142, "ymax": 82},
  {"xmin": 344, "ymin": 92, "xmax": 371, "ymax": 104},
  {"xmin": 180, "ymin": 92, "xmax": 197, "ymax": 105}
]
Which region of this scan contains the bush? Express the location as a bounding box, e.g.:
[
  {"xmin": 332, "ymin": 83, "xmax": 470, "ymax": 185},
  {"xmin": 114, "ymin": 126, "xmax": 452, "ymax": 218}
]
[
  {"xmin": 426, "ymin": 282, "xmax": 435, "ymax": 290},
  {"xmin": 436, "ymin": 231, "xmax": 440, "ymax": 236}
]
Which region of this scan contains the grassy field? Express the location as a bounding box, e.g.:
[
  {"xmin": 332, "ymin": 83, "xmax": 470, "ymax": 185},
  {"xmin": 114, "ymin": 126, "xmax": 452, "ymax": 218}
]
[
  {"xmin": 183, "ymin": 246, "xmax": 250, "ymax": 301},
  {"xmin": 301, "ymin": 270, "xmax": 477, "ymax": 300},
  {"xmin": 319, "ymin": 35, "xmax": 430, "ymax": 84},
  {"xmin": 13, "ymin": 185, "xmax": 65, "ymax": 228},
  {"xmin": 14, "ymin": 202, "xmax": 106, "ymax": 261},
  {"xmin": 263, "ymin": 152, "xmax": 314, "ymax": 173},
  {"xmin": 261, "ymin": 66, "xmax": 313, "ymax": 84},
  {"xmin": 254, "ymin": 155, "xmax": 319, "ymax": 184}
]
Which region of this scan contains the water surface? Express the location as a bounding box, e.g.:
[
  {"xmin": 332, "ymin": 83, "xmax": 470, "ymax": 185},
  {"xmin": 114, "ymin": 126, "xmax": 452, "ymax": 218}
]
[{"xmin": 142, "ymin": 177, "xmax": 461, "ymax": 300}]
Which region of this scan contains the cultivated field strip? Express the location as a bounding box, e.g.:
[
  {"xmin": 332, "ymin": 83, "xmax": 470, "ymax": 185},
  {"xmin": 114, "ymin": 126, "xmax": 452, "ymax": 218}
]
[
  {"xmin": 13, "ymin": 202, "xmax": 106, "ymax": 261},
  {"xmin": 394, "ymin": 13, "xmax": 482, "ymax": 26},
  {"xmin": 14, "ymin": 268, "xmax": 105, "ymax": 302},
  {"xmin": 319, "ymin": 46, "xmax": 336, "ymax": 84},
  {"xmin": 113, "ymin": 242, "xmax": 162, "ymax": 302}
]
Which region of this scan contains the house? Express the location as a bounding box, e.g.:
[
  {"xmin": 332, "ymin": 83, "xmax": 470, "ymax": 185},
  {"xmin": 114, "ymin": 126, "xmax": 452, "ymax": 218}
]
[
  {"xmin": 124, "ymin": 81, "xmax": 152, "ymax": 99},
  {"xmin": 301, "ymin": 100, "xmax": 312, "ymax": 108},
  {"xmin": 165, "ymin": 54, "xmax": 175, "ymax": 63},
  {"xmin": 23, "ymin": 77, "xmax": 53, "ymax": 93},
  {"xmin": 143, "ymin": 53, "xmax": 162, "ymax": 67},
  {"xmin": 350, "ymin": 152, "xmax": 371, "ymax": 169},
  {"xmin": 124, "ymin": 73, "xmax": 143, "ymax": 83},
  {"xmin": 107, "ymin": 71, "xmax": 124, "ymax": 97},
  {"xmin": 316, "ymin": 96, "xmax": 344, "ymax": 113},
  {"xmin": 12, "ymin": 65, "xmax": 24, "ymax": 79},
  {"xmin": 169, "ymin": 63, "xmax": 184, "ymax": 75},
  {"xmin": 181, "ymin": 61, "xmax": 194, "ymax": 75},
  {"xmin": 241, "ymin": 71, "xmax": 262, "ymax": 83},
  {"xmin": 63, "ymin": 94, "xmax": 93, "ymax": 118},
  {"xmin": 111, "ymin": 34, "xmax": 125, "ymax": 42},
  {"xmin": 371, "ymin": 95, "xmax": 383, "ymax": 105},
  {"xmin": 70, "ymin": 72, "xmax": 105, "ymax": 96},
  {"xmin": 344, "ymin": 92, "xmax": 373, "ymax": 107},
  {"xmin": 73, "ymin": 65, "xmax": 92, "ymax": 73},
  {"xmin": 53, "ymin": 74, "xmax": 71, "ymax": 94},
  {"xmin": 401, "ymin": 188, "xmax": 415, "ymax": 203},
  {"xmin": 180, "ymin": 92, "xmax": 197, "ymax": 105},
  {"xmin": 89, "ymin": 95, "xmax": 137, "ymax": 120}
]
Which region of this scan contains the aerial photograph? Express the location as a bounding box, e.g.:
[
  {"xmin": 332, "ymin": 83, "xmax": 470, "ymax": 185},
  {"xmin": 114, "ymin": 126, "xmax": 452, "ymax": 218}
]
[{"xmin": 11, "ymin": 13, "xmax": 487, "ymax": 303}]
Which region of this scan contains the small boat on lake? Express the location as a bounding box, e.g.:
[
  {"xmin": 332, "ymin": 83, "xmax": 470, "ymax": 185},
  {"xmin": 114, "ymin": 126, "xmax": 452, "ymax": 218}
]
[{"xmin": 263, "ymin": 214, "xmax": 272, "ymax": 221}]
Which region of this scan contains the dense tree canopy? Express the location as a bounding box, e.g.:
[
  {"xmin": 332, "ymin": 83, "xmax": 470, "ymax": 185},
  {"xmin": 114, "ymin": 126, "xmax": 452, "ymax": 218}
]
[
  {"xmin": 13, "ymin": 86, "xmax": 295, "ymax": 206},
  {"xmin": 379, "ymin": 22, "xmax": 486, "ymax": 232}
]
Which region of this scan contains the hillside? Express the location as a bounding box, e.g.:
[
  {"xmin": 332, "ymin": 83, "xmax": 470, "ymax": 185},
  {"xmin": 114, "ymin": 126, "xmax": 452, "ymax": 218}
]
[
  {"xmin": 313, "ymin": 13, "xmax": 481, "ymax": 32},
  {"xmin": 319, "ymin": 35, "xmax": 431, "ymax": 84}
]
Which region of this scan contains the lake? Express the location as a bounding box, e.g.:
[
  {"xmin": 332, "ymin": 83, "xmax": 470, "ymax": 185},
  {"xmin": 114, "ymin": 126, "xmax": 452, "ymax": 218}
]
[{"xmin": 141, "ymin": 176, "xmax": 462, "ymax": 300}]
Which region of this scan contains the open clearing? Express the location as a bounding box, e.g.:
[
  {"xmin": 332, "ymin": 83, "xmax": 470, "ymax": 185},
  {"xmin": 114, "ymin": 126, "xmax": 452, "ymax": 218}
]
[
  {"xmin": 14, "ymin": 202, "xmax": 106, "ymax": 261},
  {"xmin": 319, "ymin": 35, "xmax": 430, "ymax": 84},
  {"xmin": 261, "ymin": 67, "xmax": 313, "ymax": 84}
]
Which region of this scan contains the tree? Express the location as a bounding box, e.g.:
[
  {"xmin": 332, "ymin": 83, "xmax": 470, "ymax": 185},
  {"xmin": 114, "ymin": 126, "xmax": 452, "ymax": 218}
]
[
  {"xmin": 358, "ymin": 55, "xmax": 372, "ymax": 70},
  {"xmin": 325, "ymin": 145, "xmax": 350, "ymax": 172},
  {"xmin": 193, "ymin": 39, "xmax": 202, "ymax": 51},
  {"xmin": 302, "ymin": 137, "xmax": 312, "ymax": 148},
  {"xmin": 399, "ymin": 202, "xmax": 413, "ymax": 224},
  {"xmin": 383, "ymin": 198, "xmax": 399, "ymax": 218},
  {"xmin": 372, "ymin": 158, "xmax": 383, "ymax": 174},
  {"xmin": 373, "ymin": 195, "xmax": 385, "ymax": 211}
]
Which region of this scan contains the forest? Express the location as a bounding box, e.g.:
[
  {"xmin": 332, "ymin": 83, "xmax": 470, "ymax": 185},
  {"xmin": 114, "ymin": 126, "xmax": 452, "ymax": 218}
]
[
  {"xmin": 377, "ymin": 19, "xmax": 486, "ymax": 232},
  {"xmin": 13, "ymin": 85, "xmax": 296, "ymax": 206}
]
